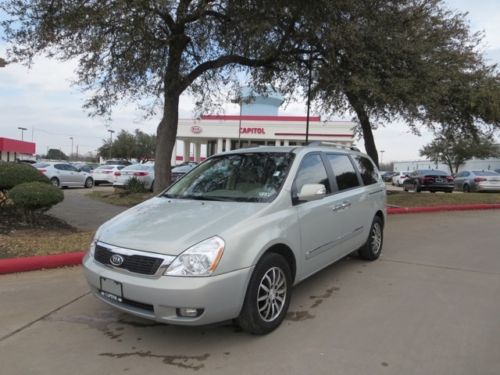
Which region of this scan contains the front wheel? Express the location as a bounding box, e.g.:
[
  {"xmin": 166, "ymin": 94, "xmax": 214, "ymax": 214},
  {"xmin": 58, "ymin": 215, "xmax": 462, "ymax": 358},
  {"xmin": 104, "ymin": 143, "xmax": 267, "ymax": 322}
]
[
  {"xmin": 358, "ymin": 216, "xmax": 384, "ymax": 261},
  {"xmin": 237, "ymin": 253, "xmax": 292, "ymax": 335},
  {"xmin": 84, "ymin": 177, "xmax": 94, "ymax": 188},
  {"xmin": 50, "ymin": 177, "xmax": 60, "ymax": 188}
]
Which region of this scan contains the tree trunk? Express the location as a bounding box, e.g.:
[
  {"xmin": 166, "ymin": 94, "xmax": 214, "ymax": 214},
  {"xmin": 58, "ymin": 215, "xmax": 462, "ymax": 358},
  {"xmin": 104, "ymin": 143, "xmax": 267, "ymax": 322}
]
[
  {"xmin": 346, "ymin": 93, "xmax": 379, "ymax": 166},
  {"xmin": 154, "ymin": 93, "xmax": 180, "ymax": 192}
]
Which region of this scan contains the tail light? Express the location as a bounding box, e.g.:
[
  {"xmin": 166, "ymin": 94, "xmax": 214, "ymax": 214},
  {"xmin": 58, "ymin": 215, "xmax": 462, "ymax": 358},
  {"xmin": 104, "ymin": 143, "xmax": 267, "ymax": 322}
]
[
  {"xmin": 133, "ymin": 172, "xmax": 148, "ymax": 176},
  {"xmin": 474, "ymin": 177, "xmax": 487, "ymax": 182},
  {"xmin": 38, "ymin": 169, "xmax": 47, "ymax": 173},
  {"xmin": 446, "ymin": 176, "xmax": 454, "ymax": 182},
  {"xmin": 114, "ymin": 171, "xmax": 121, "ymax": 176}
]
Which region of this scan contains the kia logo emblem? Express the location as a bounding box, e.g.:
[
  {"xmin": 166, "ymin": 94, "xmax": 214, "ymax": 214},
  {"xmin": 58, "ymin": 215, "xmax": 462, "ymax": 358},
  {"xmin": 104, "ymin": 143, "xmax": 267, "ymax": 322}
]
[
  {"xmin": 191, "ymin": 125, "xmax": 202, "ymax": 134},
  {"xmin": 110, "ymin": 254, "xmax": 124, "ymax": 266}
]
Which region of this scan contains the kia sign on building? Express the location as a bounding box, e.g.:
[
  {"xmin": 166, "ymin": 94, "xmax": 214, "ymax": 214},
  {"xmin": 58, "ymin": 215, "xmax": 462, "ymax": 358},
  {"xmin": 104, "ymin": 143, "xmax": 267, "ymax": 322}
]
[{"xmin": 172, "ymin": 88, "xmax": 355, "ymax": 164}]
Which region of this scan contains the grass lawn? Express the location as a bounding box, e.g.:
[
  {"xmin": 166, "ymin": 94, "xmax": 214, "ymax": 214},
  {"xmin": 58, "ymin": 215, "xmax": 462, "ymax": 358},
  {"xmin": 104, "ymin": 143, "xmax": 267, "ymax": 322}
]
[
  {"xmin": 387, "ymin": 191, "xmax": 500, "ymax": 207},
  {"xmin": 0, "ymin": 230, "xmax": 93, "ymax": 259},
  {"xmin": 87, "ymin": 190, "xmax": 154, "ymax": 207}
]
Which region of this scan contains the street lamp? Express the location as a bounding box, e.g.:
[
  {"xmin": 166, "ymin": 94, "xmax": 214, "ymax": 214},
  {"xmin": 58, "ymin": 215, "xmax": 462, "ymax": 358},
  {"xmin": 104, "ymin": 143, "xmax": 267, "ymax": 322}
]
[
  {"xmin": 107, "ymin": 129, "xmax": 115, "ymax": 160},
  {"xmin": 69, "ymin": 137, "xmax": 74, "ymax": 160},
  {"xmin": 18, "ymin": 127, "xmax": 27, "ymax": 141}
]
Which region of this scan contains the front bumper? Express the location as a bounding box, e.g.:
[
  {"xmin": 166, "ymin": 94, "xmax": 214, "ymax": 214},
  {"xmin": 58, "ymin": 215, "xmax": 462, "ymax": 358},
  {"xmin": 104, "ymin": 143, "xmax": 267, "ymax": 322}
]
[{"xmin": 82, "ymin": 252, "xmax": 253, "ymax": 325}]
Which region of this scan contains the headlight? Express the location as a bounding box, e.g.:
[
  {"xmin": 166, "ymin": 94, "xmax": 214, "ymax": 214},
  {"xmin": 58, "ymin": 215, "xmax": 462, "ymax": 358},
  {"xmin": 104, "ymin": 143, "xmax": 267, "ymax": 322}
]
[
  {"xmin": 89, "ymin": 240, "xmax": 97, "ymax": 257},
  {"xmin": 164, "ymin": 236, "xmax": 225, "ymax": 276}
]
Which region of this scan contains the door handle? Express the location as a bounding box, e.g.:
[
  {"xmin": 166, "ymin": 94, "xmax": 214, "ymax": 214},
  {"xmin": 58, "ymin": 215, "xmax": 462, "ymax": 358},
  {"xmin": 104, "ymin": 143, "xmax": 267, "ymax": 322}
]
[{"xmin": 332, "ymin": 201, "xmax": 351, "ymax": 212}]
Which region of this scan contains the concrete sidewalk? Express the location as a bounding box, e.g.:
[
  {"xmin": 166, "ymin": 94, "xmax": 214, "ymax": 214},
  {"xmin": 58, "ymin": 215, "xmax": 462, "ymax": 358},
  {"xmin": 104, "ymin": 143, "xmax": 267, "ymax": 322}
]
[{"xmin": 1, "ymin": 211, "xmax": 500, "ymax": 375}]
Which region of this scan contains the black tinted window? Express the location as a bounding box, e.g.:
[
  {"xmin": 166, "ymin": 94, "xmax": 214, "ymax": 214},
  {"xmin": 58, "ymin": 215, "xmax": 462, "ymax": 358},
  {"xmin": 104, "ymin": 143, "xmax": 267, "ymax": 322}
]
[
  {"xmin": 295, "ymin": 154, "xmax": 331, "ymax": 194},
  {"xmin": 326, "ymin": 154, "xmax": 360, "ymax": 191},
  {"xmin": 353, "ymin": 156, "xmax": 378, "ymax": 185},
  {"xmin": 55, "ymin": 164, "xmax": 68, "ymax": 170}
]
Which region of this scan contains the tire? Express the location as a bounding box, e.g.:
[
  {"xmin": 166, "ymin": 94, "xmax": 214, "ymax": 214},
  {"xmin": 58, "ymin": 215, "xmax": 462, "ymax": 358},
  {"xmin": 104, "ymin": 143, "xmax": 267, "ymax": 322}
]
[
  {"xmin": 463, "ymin": 184, "xmax": 470, "ymax": 193},
  {"xmin": 430, "ymin": 190, "xmax": 436, "ymax": 193},
  {"xmin": 445, "ymin": 189, "xmax": 453, "ymax": 193},
  {"xmin": 84, "ymin": 177, "xmax": 94, "ymax": 188},
  {"xmin": 358, "ymin": 216, "xmax": 384, "ymax": 261},
  {"xmin": 94, "ymin": 181, "xmax": 100, "ymax": 186},
  {"xmin": 403, "ymin": 185, "xmax": 408, "ymax": 192},
  {"xmin": 50, "ymin": 177, "xmax": 60, "ymax": 188},
  {"xmin": 237, "ymin": 253, "xmax": 292, "ymax": 335},
  {"xmin": 150, "ymin": 180, "xmax": 155, "ymax": 192}
]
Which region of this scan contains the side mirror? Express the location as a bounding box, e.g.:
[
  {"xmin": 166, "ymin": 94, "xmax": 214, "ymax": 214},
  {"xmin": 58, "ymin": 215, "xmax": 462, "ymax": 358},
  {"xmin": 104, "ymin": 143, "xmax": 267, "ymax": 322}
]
[{"xmin": 297, "ymin": 184, "xmax": 326, "ymax": 202}]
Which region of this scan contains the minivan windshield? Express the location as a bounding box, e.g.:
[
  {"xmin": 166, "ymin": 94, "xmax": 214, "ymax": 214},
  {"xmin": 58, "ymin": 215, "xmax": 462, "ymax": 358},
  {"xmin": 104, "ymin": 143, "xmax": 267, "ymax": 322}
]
[{"xmin": 164, "ymin": 152, "xmax": 295, "ymax": 202}]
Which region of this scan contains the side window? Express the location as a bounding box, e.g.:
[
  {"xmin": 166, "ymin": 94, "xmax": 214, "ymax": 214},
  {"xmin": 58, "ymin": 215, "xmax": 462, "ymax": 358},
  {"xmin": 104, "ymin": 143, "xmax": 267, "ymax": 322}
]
[
  {"xmin": 55, "ymin": 164, "xmax": 67, "ymax": 170},
  {"xmin": 463, "ymin": 172, "xmax": 470, "ymax": 177},
  {"xmin": 326, "ymin": 154, "xmax": 360, "ymax": 191},
  {"xmin": 455, "ymin": 172, "xmax": 464, "ymax": 178},
  {"xmin": 66, "ymin": 165, "xmax": 78, "ymax": 172},
  {"xmin": 353, "ymin": 155, "xmax": 378, "ymax": 185},
  {"xmin": 294, "ymin": 154, "xmax": 331, "ymax": 195}
]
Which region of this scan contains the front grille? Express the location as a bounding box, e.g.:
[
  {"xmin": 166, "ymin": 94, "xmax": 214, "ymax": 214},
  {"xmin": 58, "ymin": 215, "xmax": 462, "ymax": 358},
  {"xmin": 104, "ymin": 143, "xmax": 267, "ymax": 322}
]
[
  {"xmin": 95, "ymin": 244, "xmax": 164, "ymax": 275},
  {"xmin": 121, "ymin": 297, "xmax": 154, "ymax": 312}
]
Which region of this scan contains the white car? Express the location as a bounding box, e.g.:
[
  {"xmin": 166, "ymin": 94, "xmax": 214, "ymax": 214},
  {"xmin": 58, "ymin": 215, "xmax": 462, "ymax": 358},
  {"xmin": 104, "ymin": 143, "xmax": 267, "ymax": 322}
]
[
  {"xmin": 113, "ymin": 164, "xmax": 155, "ymax": 191},
  {"xmin": 392, "ymin": 171, "xmax": 411, "ymax": 186},
  {"xmin": 33, "ymin": 162, "xmax": 93, "ymax": 188},
  {"xmin": 92, "ymin": 165, "xmax": 125, "ymax": 186}
]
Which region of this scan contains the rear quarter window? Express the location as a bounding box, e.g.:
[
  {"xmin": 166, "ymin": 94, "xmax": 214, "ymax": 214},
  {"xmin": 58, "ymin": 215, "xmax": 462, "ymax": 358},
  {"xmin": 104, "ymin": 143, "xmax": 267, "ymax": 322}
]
[{"xmin": 352, "ymin": 155, "xmax": 378, "ymax": 185}]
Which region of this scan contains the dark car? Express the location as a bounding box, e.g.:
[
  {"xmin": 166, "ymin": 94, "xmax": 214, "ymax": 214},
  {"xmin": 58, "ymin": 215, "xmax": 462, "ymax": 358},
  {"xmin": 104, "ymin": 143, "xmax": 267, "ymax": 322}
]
[
  {"xmin": 171, "ymin": 162, "xmax": 198, "ymax": 182},
  {"xmin": 403, "ymin": 169, "xmax": 454, "ymax": 193},
  {"xmin": 381, "ymin": 171, "xmax": 397, "ymax": 182},
  {"xmin": 105, "ymin": 159, "xmax": 131, "ymax": 166}
]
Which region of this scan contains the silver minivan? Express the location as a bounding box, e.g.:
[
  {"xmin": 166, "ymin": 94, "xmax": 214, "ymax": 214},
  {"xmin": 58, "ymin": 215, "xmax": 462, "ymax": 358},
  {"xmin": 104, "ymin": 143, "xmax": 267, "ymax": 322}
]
[{"xmin": 83, "ymin": 144, "xmax": 386, "ymax": 334}]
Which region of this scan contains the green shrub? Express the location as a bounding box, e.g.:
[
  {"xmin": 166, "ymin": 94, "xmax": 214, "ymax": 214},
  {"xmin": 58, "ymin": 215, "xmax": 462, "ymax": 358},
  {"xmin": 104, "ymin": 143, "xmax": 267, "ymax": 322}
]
[
  {"xmin": 9, "ymin": 182, "xmax": 64, "ymax": 213},
  {"xmin": 0, "ymin": 162, "xmax": 49, "ymax": 191},
  {"xmin": 125, "ymin": 177, "xmax": 147, "ymax": 193}
]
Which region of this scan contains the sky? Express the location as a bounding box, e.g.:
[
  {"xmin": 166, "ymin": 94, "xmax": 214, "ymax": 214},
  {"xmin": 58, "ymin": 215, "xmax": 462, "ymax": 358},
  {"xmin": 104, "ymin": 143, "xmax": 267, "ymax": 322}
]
[{"xmin": 0, "ymin": 0, "xmax": 499, "ymax": 161}]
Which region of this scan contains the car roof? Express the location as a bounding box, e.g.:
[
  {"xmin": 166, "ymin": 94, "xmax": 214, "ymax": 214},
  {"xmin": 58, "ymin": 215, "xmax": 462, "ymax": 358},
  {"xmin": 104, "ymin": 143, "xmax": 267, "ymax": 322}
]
[{"xmin": 222, "ymin": 144, "xmax": 362, "ymax": 157}]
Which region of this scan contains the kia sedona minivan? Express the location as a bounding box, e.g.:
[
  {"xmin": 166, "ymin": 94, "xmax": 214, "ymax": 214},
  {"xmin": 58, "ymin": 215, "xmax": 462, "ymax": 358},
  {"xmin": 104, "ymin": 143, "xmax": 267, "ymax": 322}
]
[{"xmin": 83, "ymin": 143, "xmax": 386, "ymax": 334}]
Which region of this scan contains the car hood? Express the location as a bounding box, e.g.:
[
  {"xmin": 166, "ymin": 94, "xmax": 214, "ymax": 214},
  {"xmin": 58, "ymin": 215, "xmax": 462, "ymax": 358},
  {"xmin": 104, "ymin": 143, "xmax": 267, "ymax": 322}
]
[{"xmin": 97, "ymin": 197, "xmax": 266, "ymax": 255}]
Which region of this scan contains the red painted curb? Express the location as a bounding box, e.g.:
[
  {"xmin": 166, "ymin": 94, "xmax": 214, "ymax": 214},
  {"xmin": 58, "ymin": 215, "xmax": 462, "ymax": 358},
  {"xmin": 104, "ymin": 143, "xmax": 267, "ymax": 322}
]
[
  {"xmin": 387, "ymin": 203, "xmax": 500, "ymax": 215},
  {"xmin": 0, "ymin": 251, "xmax": 85, "ymax": 275}
]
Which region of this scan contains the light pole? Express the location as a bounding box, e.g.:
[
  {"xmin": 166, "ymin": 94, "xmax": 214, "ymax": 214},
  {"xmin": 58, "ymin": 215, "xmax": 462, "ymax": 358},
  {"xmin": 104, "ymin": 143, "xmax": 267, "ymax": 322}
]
[
  {"xmin": 18, "ymin": 127, "xmax": 27, "ymax": 141},
  {"xmin": 107, "ymin": 129, "xmax": 115, "ymax": 160},
  {"xmin": 379, "ymin": 150, "xmax": 385, "ymax": 164},
  {"xmin": 69, "ymin": 137, "xmax": 74, "ymax": 160}
]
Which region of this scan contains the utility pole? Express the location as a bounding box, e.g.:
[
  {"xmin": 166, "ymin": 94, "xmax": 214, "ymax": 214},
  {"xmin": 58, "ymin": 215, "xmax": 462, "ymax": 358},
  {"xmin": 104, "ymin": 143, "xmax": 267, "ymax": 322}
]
[
  {"xmin": 379, "ymin": 150, "xmax": 385, "ymax": 164},
  {"xmin": 18, "ymin": 127, "xmax": 27, "ymax": 141},
  {"xmin": 69, "ymin": 137, "xmax": 74, "ymax": 160},
  {"xmin": 107, "ymin": 129, "xmax": 115, "ymax": 160}
]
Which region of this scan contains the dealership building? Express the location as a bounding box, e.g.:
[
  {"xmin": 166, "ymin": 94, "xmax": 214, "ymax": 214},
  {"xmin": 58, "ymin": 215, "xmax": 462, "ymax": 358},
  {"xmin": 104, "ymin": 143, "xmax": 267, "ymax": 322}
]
[
  {"xmin": 172, "ymin": 90, "xmax": 356, "ymax": 163},
  {"xmin": 0, "ymin": 137, "xmax": 36, "ymax": 162}
]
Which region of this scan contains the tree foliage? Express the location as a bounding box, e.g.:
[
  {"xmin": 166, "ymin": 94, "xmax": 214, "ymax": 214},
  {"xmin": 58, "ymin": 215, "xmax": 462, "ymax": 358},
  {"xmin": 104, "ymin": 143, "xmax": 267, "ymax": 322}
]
[
  {"xmin": 2, "ymin": 0, "xmax": 306, "ymax": 191},
  {"xmin": 98, "ymin": 129, "xmax": 156, "ymax": 160},
  {"xmin": 46, "ymin": 148, "xmax": 68, "ymax": 160},
  {"xmin": 420, "ymin": 129, "xmax": 500, "ymax": 174}
]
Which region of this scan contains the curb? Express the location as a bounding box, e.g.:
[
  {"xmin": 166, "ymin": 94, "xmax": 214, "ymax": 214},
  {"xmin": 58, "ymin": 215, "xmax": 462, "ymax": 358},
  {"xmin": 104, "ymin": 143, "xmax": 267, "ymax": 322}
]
[
  {"xmin": 387, "ymin": 203, "xmax": 500, "ymax": 215},
  {"xmin": 1, "ymin": 204, "xmax": 499, "ymax": 275},
  {"xmin": 0, "ymin": 251, "xmax": 85, "ymax": 275}
]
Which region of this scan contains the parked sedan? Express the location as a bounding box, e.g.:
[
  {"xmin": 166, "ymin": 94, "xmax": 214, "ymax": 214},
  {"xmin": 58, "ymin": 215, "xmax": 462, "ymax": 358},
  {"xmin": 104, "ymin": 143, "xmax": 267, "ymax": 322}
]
[
  {"xmin": 454, "ymin": 170, "xmax": 500, "ymax": 192},
  {"xmin": 403, "ymin": 169, "xmax": 454, "ymax": 193},
  {"xmin": 113, "ymin": 164, "xmax": 155, "ymax": 191},
  {"xmin": 392, "ymin": 171, "xmax": 411, "ymax": 186},
  {"xmin": 92, "ymin": 165, "xmax": 125, "ymax": 185},
  {"xmin": 34, "ymin": 162, "xmax": 94, "ymax": 188},
  {"xmin": 382, "ymin": 171, "xmax": 397, "ymax": 182}
]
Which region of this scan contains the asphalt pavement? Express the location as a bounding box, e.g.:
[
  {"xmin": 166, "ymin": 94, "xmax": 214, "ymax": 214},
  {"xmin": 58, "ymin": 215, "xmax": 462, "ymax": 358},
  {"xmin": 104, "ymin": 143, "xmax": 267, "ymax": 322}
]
[
  {"xmin": 1, "ymin": 210, "xmax": 499, "ymax": 375},
  {"xmin": 48, "ymin": 186, "xmax": 127, "ymax": 231}
]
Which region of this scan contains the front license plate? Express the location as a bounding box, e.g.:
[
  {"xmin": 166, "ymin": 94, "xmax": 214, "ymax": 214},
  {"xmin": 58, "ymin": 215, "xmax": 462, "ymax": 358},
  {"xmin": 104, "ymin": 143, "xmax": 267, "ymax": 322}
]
[{"xmin": 100, "ymin": 277, "xmax": 123, "ymax": 303}]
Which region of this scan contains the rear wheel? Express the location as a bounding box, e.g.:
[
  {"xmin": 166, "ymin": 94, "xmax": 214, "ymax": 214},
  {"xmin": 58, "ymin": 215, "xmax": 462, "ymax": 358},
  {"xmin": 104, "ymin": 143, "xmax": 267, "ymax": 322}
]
[
  {"xmin": 463, "ymin": 184, "xmax": 470, "ymax": 193},
  {"xmin": 50, "ymin": 177, "xmax": 60, "ymax": 188},
  {"xmin": 237, "ymin": 253, "xmax": 292, "ymax": 335},
  {"xmin": 359, "ymin": 216, "xmax": 384, "ymax": 261}
]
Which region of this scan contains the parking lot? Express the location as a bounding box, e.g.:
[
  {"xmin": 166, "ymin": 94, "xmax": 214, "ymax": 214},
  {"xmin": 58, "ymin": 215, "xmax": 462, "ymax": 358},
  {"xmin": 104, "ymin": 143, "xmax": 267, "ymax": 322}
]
[{"xmin": 1, "ymin": 210, "xmax": 499, "ymax": 375}]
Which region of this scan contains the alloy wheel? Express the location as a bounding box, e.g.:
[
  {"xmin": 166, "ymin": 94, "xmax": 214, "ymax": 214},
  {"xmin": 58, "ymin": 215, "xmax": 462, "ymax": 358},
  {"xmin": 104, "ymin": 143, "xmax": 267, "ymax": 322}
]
[{"xmin": 257, "ymin": 267, "xmax": 287, "ymax": 322}]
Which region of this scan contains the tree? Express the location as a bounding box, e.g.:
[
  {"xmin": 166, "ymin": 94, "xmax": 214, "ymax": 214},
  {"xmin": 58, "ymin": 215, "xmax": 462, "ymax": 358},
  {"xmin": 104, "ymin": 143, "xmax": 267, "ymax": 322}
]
[
  {"xmin": 46, "ymin": 148, "xmax": 68, "ymax": 160},
  {"xmin": 420, "ymin": 128, "xmax": 500, "ymax": 174},
  {"xmin": 2, "ymin": 0, "xmax": 306, "ymax": 191},
  {"xmin": 97, "ymin": 129, "xmax": 156, "ymax": 160},
  {"xmin": 256, "ymin": 0, "xmax": 500, "ymax": 166}
]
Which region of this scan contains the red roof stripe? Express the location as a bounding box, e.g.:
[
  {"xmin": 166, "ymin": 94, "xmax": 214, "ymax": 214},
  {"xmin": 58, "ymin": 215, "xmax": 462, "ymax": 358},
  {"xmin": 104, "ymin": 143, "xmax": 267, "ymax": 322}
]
[
  {"xmin": 0, "ymin": 138, "xmax": 36, "ymax": 154},
  {"xmin": 201, "ymin": 115, "xmax": 322, "ymax": 122},
  {"xmin": 274, "ymin": 132, "xmax": 353, "ymax": 138}
]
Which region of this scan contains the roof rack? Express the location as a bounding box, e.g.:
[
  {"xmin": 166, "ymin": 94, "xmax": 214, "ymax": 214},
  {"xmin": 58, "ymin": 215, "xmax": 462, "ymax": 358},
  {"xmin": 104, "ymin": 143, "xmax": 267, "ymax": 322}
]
[{"xmin": 307, "ymin": 141, "xmax": 360, "ymax": 152}]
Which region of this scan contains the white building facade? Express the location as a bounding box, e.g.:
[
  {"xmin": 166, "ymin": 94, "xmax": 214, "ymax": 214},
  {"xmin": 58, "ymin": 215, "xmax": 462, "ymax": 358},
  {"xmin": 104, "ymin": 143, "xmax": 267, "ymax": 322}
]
[{"xmin": 171, "ymin": 89, "xmax": 355, "ymax": 164}]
